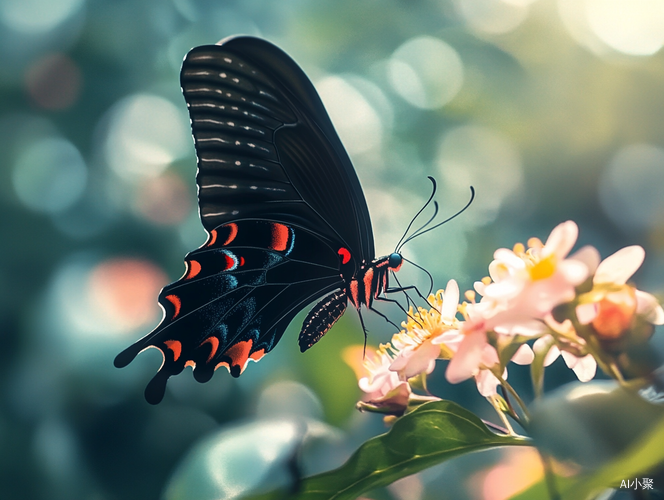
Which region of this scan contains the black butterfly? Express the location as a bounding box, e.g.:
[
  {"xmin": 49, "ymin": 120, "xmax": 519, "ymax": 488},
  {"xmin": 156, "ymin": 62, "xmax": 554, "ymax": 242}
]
[{"xmin": 115, "ymin": 36, "xmax": 418, "ymax": 404}]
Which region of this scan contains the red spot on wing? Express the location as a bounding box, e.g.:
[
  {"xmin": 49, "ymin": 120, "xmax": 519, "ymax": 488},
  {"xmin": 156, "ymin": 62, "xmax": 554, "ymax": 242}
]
[
  {"xmin": 164, "ymin": 340, "xmax": 182, "ymax": 361},
  {"xmin": 222, "ymin": 223, "xmax": 238, "ymax": 246},
  {"xmin": 223, "ymin": 252, "xmax": 237, "ymax": 270},
  {"xmin": 349, "ymin": 279, "xmax": 360, "ymax": 308},
  {"xmin": 338, "ymin": 248, "xmax": 351, "ymax": 265},
  {"xmin": 185, "ymin": 360, "xmax": 196, "ymax": 368},
  {"xmin": 240, "ymin": 256, "xmax": 245, "ymax": 266},
  {"xmin": 250, "ymin": 349, "xmax": 265, "ymax": 361},
  {"xmin": 364, "ymin": 268, "xmax": 374, "ymax": 305},
  {"xmin": 200, "ymin": 336, "xmax": 220, "ymax": 363},
  {"xmin": 269, "ymin": 223, "xmax": 289, "ymax": 251},
  {"xmin": 185, "ymin": 260, "xmax": 201, "ymax": 279},
  {"xmin": 223, "ymin": 339, "xmax": 253, "ymax": 373},
  {"xmin": 165, "ymin": 294, "xmax": 181, "ymax": 319},
  {"xmin": 206, "ymin": 229, "xmax": 218, "ymax": 247}
]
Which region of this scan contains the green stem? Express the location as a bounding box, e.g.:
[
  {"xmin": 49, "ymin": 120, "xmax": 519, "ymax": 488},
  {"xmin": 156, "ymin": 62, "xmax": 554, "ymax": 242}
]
[
  {"xmin": 488, "ymin": 395, "xmax": 515, "ymax": 435},
  {"xmin": 497, "ymin": 374, "xmax": 531, "ymax": 422},
  {"xmin": 539, "ymin": 451, "xmax": 560, "ymax": 500}
]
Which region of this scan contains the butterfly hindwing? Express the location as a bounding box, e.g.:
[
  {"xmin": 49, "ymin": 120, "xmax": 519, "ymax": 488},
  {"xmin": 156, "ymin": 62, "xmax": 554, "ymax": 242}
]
[{"xmin": 114, "ymin": 220, "xmax": 344, "ymax": 403}]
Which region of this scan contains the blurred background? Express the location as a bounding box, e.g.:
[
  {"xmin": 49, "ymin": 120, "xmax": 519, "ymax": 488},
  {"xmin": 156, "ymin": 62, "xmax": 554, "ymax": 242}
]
[{"xmin": 2, "ymin": 0, "xmax": 664, "ymax": 498}]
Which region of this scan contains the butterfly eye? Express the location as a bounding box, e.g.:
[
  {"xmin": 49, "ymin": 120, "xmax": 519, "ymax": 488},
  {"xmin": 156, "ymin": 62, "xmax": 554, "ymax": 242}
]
[{"xmin": 388, "ymin": 253, "xmax": 402, "ymax": 270}]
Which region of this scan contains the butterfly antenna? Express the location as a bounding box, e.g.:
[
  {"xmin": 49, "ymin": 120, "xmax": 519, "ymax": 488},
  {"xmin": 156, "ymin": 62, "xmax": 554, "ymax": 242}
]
[
  {"xmin": 399, "ymin": 186, "xmax": 475, "ymax": 248},
  {"xmin": 397, "ymin": 202, "xmax": 439, "ymax": 254},
  {"xmin": 402, "ymin": 256, "xmax": 435, "ymax": 298},
  {"xmin": 394, "ymin": 176, "xmax": 438, "ymax": 252}
]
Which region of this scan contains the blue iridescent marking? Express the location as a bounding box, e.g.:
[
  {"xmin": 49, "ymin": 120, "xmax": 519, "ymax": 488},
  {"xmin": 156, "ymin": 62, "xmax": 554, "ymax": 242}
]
[
  {"xmin": 264, "ymin": 252, "xmax": 282, "ymax": 268},
  {"xmin": 285, "ymin": 228, "xmax": 295, "ymax": 256}
]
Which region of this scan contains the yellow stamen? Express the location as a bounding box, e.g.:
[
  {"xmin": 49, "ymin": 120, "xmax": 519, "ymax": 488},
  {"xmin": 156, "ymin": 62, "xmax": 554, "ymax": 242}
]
[
  {"xmin": 465, "ymin": 290, "xmax": 476, "ymax": 302},
  {"xmin": 528, "ymin": 253, "xmax": 556, "ymax": 280},
  {"xmin": 513, "ymin": 242, "xmax": 525, "ymax": 254},
  {"xmin": 481, "ymin": 276, "xmax": 492, "ymax": 285},
  {"xmin": 528, "ymin": 237, "xmax": 544, "ymax": 250}
]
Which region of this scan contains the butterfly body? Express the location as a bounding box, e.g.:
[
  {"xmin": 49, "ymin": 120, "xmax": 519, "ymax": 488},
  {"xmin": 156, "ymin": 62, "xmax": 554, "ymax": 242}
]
[{"xmin": 115, "ymin": 36, "xmax": 405, "ymax": 404}]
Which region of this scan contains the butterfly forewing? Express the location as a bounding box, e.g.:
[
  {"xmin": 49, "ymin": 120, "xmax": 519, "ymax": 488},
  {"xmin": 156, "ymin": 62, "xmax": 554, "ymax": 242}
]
[{"xmin": 182, "ymin": 38, "xmax": 374, "ymax": 261}]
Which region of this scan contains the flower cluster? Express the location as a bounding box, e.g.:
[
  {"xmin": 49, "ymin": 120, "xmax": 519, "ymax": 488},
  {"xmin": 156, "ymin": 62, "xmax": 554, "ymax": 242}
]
[{"xmin": 349, "ymin": 221, "xmax": 664, "ymax": 418}]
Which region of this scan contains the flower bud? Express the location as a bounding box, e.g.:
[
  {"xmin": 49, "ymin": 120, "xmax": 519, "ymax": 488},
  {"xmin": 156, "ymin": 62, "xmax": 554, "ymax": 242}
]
[{"xmin": 591, "ymin": 287, "xmax": 637, "ymax": 339}]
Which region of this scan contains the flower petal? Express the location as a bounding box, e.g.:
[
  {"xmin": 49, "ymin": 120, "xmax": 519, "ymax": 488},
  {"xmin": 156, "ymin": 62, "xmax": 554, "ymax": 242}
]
[
  {"xmin": 446, "ymin": 331, "xmax": 486, "ymax": 384},
  {"xmin": 483, "ymin": 278, "xmax": 524, "ymax": 300},
  {"xmin": 594, "ymin": 246, "xmax": 645, "ymax": 285},
  {"xmin": 432, "ymin": 329, "xmax": 463, "ymax": 347},
  {"xmin": 493, "ymin": 248, "xmax": 526, "ymax": 270},
  {"xmin": 558, "ymin": 259, "xmax": 590, "ymax": 286},
  {"xmin": 389, "ymin": 340, "xmax": 440, "ymax": 379},
  {"xmin": 635, "ymin": 290, "xmax": 664, "ymax": 325},
  {"xmin": 544, "ymin": 221, "xmax": 578, "ymax": 259},
  {"xmin": 576, "ymin": 303, "xmax": 598, "ymax": 325},
  {"xmin": 476, "ymin": 369, "xmax": 501, "ymax": 397},
  {"xmin": 474, "ymin": 281, "xmax": 487, "ymax": 296},
  {"xmin": 561, "ymin": 351, "xmax": 596, "ymax": 382},
  {"xmin": 511, "ymin": 344, "xmax": 535, "ymax": 365},
  {"xmin": 569, "ymin": 245, "xmax": 601, "ymax": 275},
  {"xmin": 441, "ymin": 279, "xmax": 459, "ymax": 322}
]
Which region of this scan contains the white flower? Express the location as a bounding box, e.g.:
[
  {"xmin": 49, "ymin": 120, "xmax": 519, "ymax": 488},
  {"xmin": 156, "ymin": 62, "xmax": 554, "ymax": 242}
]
[
  {"xmin": 480, "ymin": 221, "xmax": 589, "ymax": 323},
  {"xmin": 389, "ymin": 280, "xmax": 461, "ymax": 380}
]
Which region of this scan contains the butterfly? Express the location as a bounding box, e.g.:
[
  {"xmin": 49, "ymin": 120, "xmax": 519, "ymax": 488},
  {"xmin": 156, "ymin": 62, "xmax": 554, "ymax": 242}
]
[{"xmin": 115, "ymin": 36, "xmax": 424, "ymax": 404}]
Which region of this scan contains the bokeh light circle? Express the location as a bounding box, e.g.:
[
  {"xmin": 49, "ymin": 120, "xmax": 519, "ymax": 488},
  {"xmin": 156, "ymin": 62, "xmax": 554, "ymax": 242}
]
[
  {"xmin": 48, "ymin": 256, "xmax": 167, "ymax": 341},
  {"xmin": 388, "ymin": 36, "xmax": 464, "ymax": 110},
  {"xmin": 585, "ymin": 0, "xmax": 664, "ymax": 56},
  {"xmin": 452, "ymin": 0, "xmax": 530, "ymax": 34},
  {"xmin": 0, "ymin": 0, "xmax": 85, "ymax": 34},
  {"xmin": 25, "ymin": 53, "xmax": 81, "ymax": 110},
  {"xmin": 104, "ymin": 93, "xmax": 189, "ymax": 181},
  {"xmin": 558, "ymin": 0, "xmax": 664, "ymax": 56},
  {"xmin": 12, "ymin": 136, "xmax": 87, "ymax": 213},
  {"xmin": 598, "ymin": 144, "xmax": 664, "ymax": 230}
]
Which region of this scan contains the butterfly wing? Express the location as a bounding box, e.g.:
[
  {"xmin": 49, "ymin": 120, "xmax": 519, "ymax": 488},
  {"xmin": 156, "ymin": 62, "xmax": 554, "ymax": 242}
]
[
  {"xmin": 115, "ymin": 220, "xmax": 343, "ymax": 404},
  {"xmin": 115, "ymin": 36, "xmax": 375, "ymax": 403},
  {"xmin": 184, "ymin": 36, "xmax": 374, "ymax": 261}
]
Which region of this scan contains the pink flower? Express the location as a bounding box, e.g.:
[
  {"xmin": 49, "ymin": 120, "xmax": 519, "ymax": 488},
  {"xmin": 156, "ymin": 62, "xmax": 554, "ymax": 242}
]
[
  {"xmin": 344, "ymin": 344, "xmax": 411, "ymax": 414},
  {"xmin": 358, "ymin": 345, "xmax": 407, "ymax": 400},
  {"xmin": 479, "ymin": 221, "xmax": 589, "ymax": 323},
  {"xmin": 434, "ymin": 300, "xmax": 534, "ymax": 397},
  {"xmin": 389, "ymin": 280, "xmax": 461, "ymax": 380},
  {"xmin": 576, "ymin": 246, "xmax": 664, "ymax": 339}
]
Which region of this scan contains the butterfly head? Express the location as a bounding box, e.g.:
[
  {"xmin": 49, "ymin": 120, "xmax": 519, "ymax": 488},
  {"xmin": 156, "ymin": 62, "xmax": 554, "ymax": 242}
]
[{"xmin": 388, "ymin": 252, "xmax": 403, "ymax": 271}]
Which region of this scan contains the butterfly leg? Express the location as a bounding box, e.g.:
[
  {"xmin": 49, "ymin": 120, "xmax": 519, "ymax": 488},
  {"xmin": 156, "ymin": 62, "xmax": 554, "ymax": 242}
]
[
  {"xmin": 369, "ymin": 297, "xmax": 408, "ymax": 330},
  {"xmin": 374, "ymin": 295, "xmax": 424, "ymax": 328},
  {"xmin": 356, "ymin": 308, "xmax": 369, "ymax": 355},
  {"xmin": 385, "ymin": 284, "xmax": 435, "ymax": 309}
]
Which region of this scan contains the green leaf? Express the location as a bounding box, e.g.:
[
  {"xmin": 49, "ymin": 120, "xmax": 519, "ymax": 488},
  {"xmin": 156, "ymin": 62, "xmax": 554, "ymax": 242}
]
[
  {"xmin": 511, "ymin": 404, "xmax": 664, "ymax": 500},
  {"xmin": 249, "ymin": 400, "xmax": 530, "ymax": 500}
]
